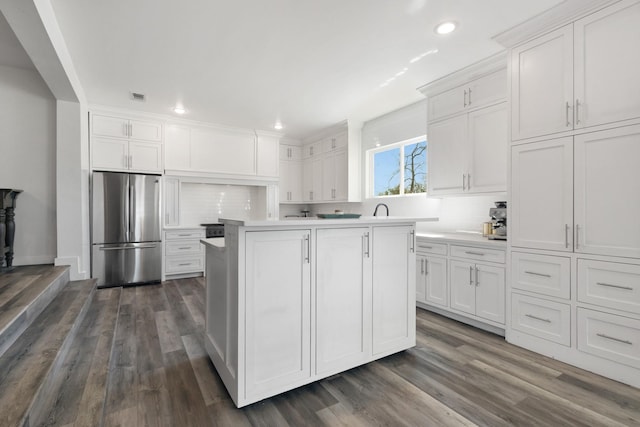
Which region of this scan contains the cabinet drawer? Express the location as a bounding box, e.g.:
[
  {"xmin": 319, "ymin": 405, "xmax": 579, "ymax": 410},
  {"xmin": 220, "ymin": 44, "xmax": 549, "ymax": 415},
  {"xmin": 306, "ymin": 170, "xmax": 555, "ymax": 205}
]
[
  {"xmin": 512, "ymin": 252, "xmax": 570, "ymax": 299},
  {"xmin": 578, "ymin": 259, "xmax": 640, "ymax": 314},
  {"xmin": 165, "ymin": 239, "xmax": 202, "ymax": 255},
  {"xmin": 450, "ymin": 245, "xmax": 505, "ymax": 263},
  {"xmin": 165, "ymin": 229, "xmax": 205, "ymax": 240},
  {"xmin": 165, "ymin": 256, "xmax": 204, "ymax": 273},
  {"xmin": 511, "ymin": 293, "xmax": 570, "ymax": 346},
  {"xmin": 415, "ymin": 240, "xmax": 447, "ymax": 256},
  {"xmin": 577, "ymin": 308, "xmax": 640, "ymax": 369}
]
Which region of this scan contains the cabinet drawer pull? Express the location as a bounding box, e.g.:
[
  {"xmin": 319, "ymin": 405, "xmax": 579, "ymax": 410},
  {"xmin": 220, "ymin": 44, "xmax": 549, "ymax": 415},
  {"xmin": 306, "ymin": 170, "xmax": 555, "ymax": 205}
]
[
  {"xmin": 178, "ymin": 233, "xmax": 191, "ymax": 237},
  {"xmin": 178, "ymin": 263, "xmax": 192, "ymax": 266},
  {"xmin": 525, "ymin": 314, "xmax": 551, "ymax": 323},
  {"xmin": 596, "ymin": 333, "xmax": 632, "ymax": 345},
  {"xmin": 465, "ymin": 251, "xmax": 485, "ymax": 256},
  {"xmin": 524, "ymin": 271, "xmax": 552, "ymax": 278},
  {"xmin": 596, "ymin": 282, "xmax": 633, "ymax": 291},
  {"xmin": 418, "ymin": 245, "xmax": 433, "ymax": 249},
  {"xmin": 178, "ymin": 247, "xmax": 191, "ymax": 250}
]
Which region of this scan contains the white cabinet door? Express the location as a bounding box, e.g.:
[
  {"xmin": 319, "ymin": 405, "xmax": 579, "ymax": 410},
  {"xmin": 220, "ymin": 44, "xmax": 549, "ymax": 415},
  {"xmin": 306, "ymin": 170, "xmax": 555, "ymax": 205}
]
[
  {"xmin": 475, "ymin": 264, "xmax": 505, "ymax": 323},
  {"xmin": 164, "ymin": 177, "xmax": 180, "ymax": 227},
  {"xmin": 372, "ymin": 225, "xmax": 415, "ymax": 355},
  {"xmin": 316, "ymin": 228, "xmax": 372, "ymax": 375},
  {"xmin": 91, "ymin": 137, "xmax": 128, "ymax": 171},
  {"xmin": 467, "ymin": 69, "xmax": 508, "ymax": 110},
  {"xmin": 425, "ymin": 256, "xmax": 448, "ymax": 308},
  {"xmin": 191, "ymin": 129, "xmax": 256, "ymax": 175},
  {"xmin": 165, "ymin": 125, "xmax": 191, "ymax": 170},
  {"xmin": 129, "ymin": 141, "xmax": 162, "ymax": 173},
  {"xmin": 449, "ymin": 260, "xmax": 475, "ymax": 316},
  {"xmin": 511, "ymin": 138, "xmax": 573, "ymax": 251},
  {"xmin": 303, "ymin": 157, "xmax": 322, "ymax": 202},
  {"xmin": 511, "ymin": 25, "xmax": 574, "ymax": 140},
  {"xmin": 257, "ymin": 135, "xmax": 279, "ymax": 178},
  {"xmin": 428, "ymin": 86, "xmax": 465, "ymax": 122},
  {"xmin": 129, "ymin": 119, "xmax": 162, "ymax": 142},
  {"xmin": 467, "ymin": 103, "xmax": 508, "ymax": 193},
  {"xmin": 321, "ymin": 153, "xmax": 336, "ymax": 201},
  {"xmin": 245, "ymin": 230, "xmax": 311, "ymax": 398},
  {"xmin": 92, "ymin": 114, "xmax": 129, "ymax": 139},
  {"xmin": 279, "ymin": 161, "xmax": 302, "ymax": 202},
  {"xmin": 574, "ymin": 125, "xmax": 640, "ymax": 258},
  {"xmin": 333, "ymin": 150, "xmax": 348, "ymax": 201},
  {"xmin": 428, "ymin": 115, "xmax": 467, "ymax": 195},
  {"xmin": 574, "ymin": 0, "xmax": 640, "ymax": 129}
]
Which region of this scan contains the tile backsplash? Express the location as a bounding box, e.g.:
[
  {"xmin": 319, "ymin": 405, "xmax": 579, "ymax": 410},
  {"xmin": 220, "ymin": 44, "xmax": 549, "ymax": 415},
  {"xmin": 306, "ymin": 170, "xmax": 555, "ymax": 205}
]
[{"xmin": 180, "ymin": 183, "xmax": 265, "ymax": 225}]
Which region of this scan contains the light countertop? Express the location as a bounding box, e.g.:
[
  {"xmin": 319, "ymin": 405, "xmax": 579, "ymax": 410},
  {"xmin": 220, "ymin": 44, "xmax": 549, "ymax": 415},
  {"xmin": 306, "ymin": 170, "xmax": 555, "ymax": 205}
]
[
  {"xmin": 417, "ymin": 231, "xmax": 507, "ymax": 248},
  {"xmin": 220, "ymin": 216, "xmax": 438, "ymax": 227}
]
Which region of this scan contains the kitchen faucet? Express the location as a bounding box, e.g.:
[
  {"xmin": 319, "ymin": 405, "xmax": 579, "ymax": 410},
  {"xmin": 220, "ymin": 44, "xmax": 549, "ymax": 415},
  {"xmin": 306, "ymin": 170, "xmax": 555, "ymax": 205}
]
[{"xmin": 373, "ymin": 203, "xmax": 389, "ymax": 217}]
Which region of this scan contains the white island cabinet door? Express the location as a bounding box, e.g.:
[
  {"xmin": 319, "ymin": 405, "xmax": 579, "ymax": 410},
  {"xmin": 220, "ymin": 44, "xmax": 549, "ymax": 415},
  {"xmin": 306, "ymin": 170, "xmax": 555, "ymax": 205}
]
[
  {"xmin": 511, "ymin": 138, "xmax": 573, "ymax": 252},
  {"xmin": 316, "ymin": 227, "xmax": 372, "ymax": 375},
  {"xmin": 449, "ymin": 260, "xmax": 476, "ymax": 316},
  {"xmin": 244, "ymin": 230, "xmax": 311, "ymax": 400},
  {"xmin": 372, "ymin": 225, "xmax": 416, "ymax": 355}
]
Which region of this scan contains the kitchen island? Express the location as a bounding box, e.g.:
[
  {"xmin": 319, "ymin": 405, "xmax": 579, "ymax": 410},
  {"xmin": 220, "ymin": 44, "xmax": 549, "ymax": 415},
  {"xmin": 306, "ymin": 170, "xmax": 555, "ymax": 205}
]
[{"xmin": 202, "ymin": 216, "xmax": 436, "ymax": 407}]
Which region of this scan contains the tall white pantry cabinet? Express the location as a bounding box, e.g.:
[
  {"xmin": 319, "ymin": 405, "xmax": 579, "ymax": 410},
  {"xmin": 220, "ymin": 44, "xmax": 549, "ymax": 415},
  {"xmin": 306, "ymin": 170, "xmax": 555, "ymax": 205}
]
[{"xmin": 503, "ymin": 0, "xmax": 640, "ymax": 388}]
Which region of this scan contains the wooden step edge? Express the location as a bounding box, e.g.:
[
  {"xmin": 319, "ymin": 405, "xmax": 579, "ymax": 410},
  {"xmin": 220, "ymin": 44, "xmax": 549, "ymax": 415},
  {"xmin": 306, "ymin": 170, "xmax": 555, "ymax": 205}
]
[
  {"xmin": 20, "ymin": 279, "xmax": 98, "ymax": 427},
  {"xmin": 0, "ymin": 266, "xmax": 71, "ymax": 359}
]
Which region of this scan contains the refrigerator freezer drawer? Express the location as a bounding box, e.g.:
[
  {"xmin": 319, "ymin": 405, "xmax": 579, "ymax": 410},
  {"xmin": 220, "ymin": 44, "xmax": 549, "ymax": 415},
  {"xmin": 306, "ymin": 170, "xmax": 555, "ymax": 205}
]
[{"xmin": 92, "ymin": 242, "xmax": 161, "ymax": 288}]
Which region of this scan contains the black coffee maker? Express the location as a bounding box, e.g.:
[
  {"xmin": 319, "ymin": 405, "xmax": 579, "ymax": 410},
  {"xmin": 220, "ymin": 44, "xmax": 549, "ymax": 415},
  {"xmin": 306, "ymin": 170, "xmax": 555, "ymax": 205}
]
[{"xmin": 489, "ymin": 201, "xmax": 507, "ymax": 240}]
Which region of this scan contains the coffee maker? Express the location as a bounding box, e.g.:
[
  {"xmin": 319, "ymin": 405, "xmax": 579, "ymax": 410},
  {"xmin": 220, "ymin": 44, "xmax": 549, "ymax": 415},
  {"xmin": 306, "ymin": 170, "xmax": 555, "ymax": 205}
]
[{"xmin": 488, "ymin": 201, "xmax": 507, "ymax": 240}]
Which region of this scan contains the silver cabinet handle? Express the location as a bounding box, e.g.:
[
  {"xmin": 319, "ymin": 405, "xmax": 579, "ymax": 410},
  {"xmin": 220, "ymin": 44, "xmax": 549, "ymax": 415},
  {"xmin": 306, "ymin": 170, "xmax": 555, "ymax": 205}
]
[
  {"xmin": 129, "ymin": 123, "xmax": 133, "ymax": 137},
  {"xmin": 565, "ymin": 224, "xmax": 570, "ymax": 249},
  {"xmin": 409, "ymin": 229, "xmax": 415, "ymax": 253},
  {"xmin": 469, "ymin": 266, "xmax": 473, "ymax": 285},
  {"xmin": 463, "ymin": 89, "xmax": 468, "ymax": 107},
  {"xmin": 309, "ymin": 146, "xmax": 314, "ymax": 156},
  {"xmin": 178, "ymin": 247, "xmax": 191, "ymax": 250},
  {"xmin": 418, "ymin": 245, "xmax": 433, "ymax": 250},
  {"xmin": 565, "ymin": 101, "xmax": 571, "ymax": 127},
  {"xmin": 178, "ymin": 233, "xmax": 191, "ymax": 236},
  {"xmin": 123, "ymin": 123, "xmax": 128, "ymax": 137},
  {"xmin": 425, "ymin": 259, "xmax": 428, "ymax": 275},
  {"xmin": 596, "ymin": 333, "xmax": 632, "ymax": 345},
  {"xmin": 331, "ymin": 138, "xmax": 336, "ymax": 149},
  {"xmin": 468, "ymin": 88, "xmax": 472, "ymax": 105},
  {"xmin": 178, "ymin": 263, "xmax": 192, "ymax": 266},
  {"xmin": 465, "ymin": 251, "xmax": 485, "ymax": 256},
  {"xmin": 467, "ymin": 173, "xmax": 471, "ymax": 190},
  {"xmin": 420, "ymin": 259, "xmax": 424, "ymax": 275},
  {"xmin": 525, "ymin": 314, "xmax": 551, "ymax": 323},
  {"xmin": 596, "ymin": 282, "xmax": 633, "ymax": 291},
  {"xmin": 575, "ymin": 99, "xmax": 581, "ymax": 125},
  {"xmin": 309, "ymin": 191, "xmax": 313, "ymax": 201},
  {"xmin": 363, "ymin": 232, "xmax": 370, "ymax": 258},
  {"xmin": 525, "ymin": 271, "xmax": 552, "ymax": 278},
  {"xmin": 129, "ymin": 155, "xmax": 133, "ymax": 169},
  {"xmin": 303, "ymin": 235, "xmax": 310, "ymax": 263},
  {"xmin": 100, "ymin": 244, "xmax": 158, "ymax": 251},
  {"xmin": 462, "ymin": 174, "xmax": 466, "ymax": 191},
  {"xmin": 475, "ymin": 266, "xmax": 479, "ymax": 286},
  {"xmin": 575, "ymin": 224, "xmax": 580, "ymax": 250}
]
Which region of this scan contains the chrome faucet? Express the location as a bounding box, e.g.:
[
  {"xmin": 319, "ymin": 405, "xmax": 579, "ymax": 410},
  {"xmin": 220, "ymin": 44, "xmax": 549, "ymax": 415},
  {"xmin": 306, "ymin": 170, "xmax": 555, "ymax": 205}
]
[{"xmin": 373, "ymin": 203, "xmax": 389, "ymax": 217}]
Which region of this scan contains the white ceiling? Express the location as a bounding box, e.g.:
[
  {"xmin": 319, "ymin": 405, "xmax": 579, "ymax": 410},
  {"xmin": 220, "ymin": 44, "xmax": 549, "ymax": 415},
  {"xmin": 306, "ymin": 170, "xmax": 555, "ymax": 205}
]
[{"xmin": 43, "ymin": 0, "xmax": 563, "ymax": 139}]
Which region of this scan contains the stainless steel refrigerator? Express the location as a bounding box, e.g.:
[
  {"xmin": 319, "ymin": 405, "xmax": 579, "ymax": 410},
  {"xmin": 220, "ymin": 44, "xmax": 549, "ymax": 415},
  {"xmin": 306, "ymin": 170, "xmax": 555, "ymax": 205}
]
[{"xmin": 91, "ymin": 171, "xmax": 161, "ymax": 288}]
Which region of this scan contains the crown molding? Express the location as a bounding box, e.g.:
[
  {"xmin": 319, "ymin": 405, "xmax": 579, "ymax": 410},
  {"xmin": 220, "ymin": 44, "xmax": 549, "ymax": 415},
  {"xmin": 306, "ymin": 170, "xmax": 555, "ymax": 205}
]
[
  {"xmin": 492, "ymin": 0, "xmax": 620, "ymax": 48},
  {"xmin": 302, "ymin": 120, "xmax": 348, "ymax": 144},
  {"xmin": 417, "ymin": 51, "xmax": 507, "ymax": 97}
]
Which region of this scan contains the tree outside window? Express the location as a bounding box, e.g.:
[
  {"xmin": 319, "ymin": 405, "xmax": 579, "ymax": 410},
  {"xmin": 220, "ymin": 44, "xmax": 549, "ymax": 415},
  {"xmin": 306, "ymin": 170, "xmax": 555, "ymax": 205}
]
[{"xmin": 371, "ymin": 136, "xmax": 427, "ymax": 197}]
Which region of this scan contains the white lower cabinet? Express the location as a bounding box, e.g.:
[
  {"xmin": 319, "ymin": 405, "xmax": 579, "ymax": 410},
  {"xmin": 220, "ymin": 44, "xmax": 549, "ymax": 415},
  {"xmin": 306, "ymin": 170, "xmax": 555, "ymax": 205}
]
[
  {"xmin": 316, "ymin": 227, "xmax": 371, "ymax": 375},
  {"xmin": 416, "ymin": 254, "xmax": 447, "ymax": 308},
  {"xmin": 245, "ymin": 230, "xmax": 312, "ymax": 399},
  {"xmin": 577, "ymin": 259, "xmax": 640, "ymax": 314},
  {"xmin": 450, "ymin": 260, "xmax": 505, "ymax": 324},
  {"xmin": 163, "ymin": 229, "xmax": 205, "ymax": 278},
  {"xmin": 511, "ymin": 292, "xmax": 571, "ymax": 346}
]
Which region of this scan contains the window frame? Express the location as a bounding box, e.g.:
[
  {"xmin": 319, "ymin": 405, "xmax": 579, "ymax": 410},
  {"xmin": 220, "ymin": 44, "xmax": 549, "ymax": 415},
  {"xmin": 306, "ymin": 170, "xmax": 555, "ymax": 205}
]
[{"xmin": 367, "ymin": 135, "xmax": 427, "ymax": 199}]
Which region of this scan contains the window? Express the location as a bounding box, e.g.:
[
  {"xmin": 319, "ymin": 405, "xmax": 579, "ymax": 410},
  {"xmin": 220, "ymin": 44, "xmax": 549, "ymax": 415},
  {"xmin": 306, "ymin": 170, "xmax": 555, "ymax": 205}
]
[{"xmin": 369, "ymin": 136, "xmax": 427, "ymax": 197}]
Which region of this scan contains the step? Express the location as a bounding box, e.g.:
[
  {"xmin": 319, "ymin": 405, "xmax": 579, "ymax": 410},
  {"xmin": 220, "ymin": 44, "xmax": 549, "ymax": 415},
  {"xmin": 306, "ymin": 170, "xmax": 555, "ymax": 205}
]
[
  {"xmin": 25, "ymin": 286, "xmax": 121, "ymax": 427},
  {"xmin": 0, "ymin": 278, "xmax": 96, "ymax": 427},
  {"xmin": 0, "ymin": 265, "xmax": 70, "ymax": 358}
]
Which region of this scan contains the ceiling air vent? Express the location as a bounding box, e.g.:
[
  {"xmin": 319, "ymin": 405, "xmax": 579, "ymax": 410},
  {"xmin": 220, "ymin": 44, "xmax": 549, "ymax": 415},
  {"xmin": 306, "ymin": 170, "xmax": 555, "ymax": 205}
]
[{"xmin": 131, "ymin": 92, "xmax": 146, "ymax": 102}]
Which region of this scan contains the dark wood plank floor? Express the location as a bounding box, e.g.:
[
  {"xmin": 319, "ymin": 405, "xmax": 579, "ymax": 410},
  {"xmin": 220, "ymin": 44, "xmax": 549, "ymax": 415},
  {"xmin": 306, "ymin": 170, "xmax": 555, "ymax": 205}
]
[{"xmin": 42, "ymin": 277, "xmax": 640, "ymax": 426}]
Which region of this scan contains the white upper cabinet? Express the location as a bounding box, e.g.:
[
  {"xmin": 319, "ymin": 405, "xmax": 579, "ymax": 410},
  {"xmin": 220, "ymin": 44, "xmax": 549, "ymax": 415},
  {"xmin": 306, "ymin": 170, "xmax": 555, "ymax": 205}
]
[
  {"xmin": 321, "ymin": 149, "xmax": 348, "ymax": 201},
  {"xmin": 91, "ymin": 113, "xmax": 163, "ymax": 173},
  {"xmin": 574, "ymin": 124, "xmax": 640, "ymax": 258},
  {"xmin": 511, "ymin": 138, "xmax": 574, "ymax": 252},
  {"xmin": 467, "ymin": 103, "xmax": 508, "ymax": 193},
  {"xmin": 512, "ymin": 0, "xmax": 640, "ymax": 141},
  {"xmin": 256, "ymin": 134, "xmax": 279, "ymax": 178},
  {"xmin": 428, "ymin": 68, "xmax": 507, "ymax": 122},
  {"xmin": 428, "ymin": 115, "xmax": 467, "ymax": 195},
  {"xmin": 165, "ymin": 125, "xmax": 191, "ymax": 170},
  {"xmin": 574, "ymin": 0, "xmax": 640, "ymax": 130},
  {"xmin": 511, "ymin": 26, "xmax": 574, "ymax": 141}
]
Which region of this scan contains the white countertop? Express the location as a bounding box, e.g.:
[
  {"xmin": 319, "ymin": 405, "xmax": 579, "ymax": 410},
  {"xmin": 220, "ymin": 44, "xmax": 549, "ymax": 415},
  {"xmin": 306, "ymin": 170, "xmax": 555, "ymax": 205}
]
[
  {"xmin": 220, "ymin": 216, "xmax": 438, "ymax": 227},
  {"xmin": 201, "ymin": 237, "xmax": 225, "ymax": 249},
  {"xmin": 417, "ymin": 231, "xmax": 507, "ymax": 247}
]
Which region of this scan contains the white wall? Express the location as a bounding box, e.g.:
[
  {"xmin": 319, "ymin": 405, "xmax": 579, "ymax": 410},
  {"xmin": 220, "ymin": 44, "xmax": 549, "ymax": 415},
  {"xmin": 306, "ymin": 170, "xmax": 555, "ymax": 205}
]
[{"xmin": 0, "ymin": 64, "xmax": 57, "ymax": 265}]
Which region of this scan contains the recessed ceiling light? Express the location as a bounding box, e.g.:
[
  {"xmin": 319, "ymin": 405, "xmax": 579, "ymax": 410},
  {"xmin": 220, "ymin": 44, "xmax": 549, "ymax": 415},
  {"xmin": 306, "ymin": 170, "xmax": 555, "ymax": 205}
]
[
  {"xmin": 173, "ymin": 106, "xmax": 186, "ymax": 114},
  {"xmin": 274, "ymin": 122, "xmax": 283, "ymax": 130},
  {"xmin": 435, "ymin": 21, "xmax": 457, "ymax": 35}
]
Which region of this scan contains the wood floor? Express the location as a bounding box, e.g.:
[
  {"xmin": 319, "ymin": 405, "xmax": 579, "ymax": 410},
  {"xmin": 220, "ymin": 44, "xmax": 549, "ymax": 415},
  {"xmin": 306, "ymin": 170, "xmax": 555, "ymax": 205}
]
[{"xmin": 24, "ymin": 277, "xmax": 640, "ymax": 426}]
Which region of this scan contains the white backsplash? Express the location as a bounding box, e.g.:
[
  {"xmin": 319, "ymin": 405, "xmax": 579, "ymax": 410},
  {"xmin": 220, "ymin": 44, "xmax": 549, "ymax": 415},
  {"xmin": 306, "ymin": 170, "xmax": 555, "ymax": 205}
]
[{"xmin": 181, "ymin": 183, "xmax": 265, "ymax": 225}]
